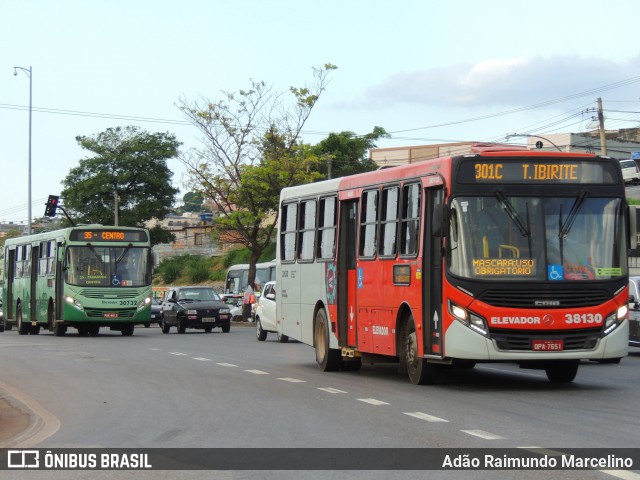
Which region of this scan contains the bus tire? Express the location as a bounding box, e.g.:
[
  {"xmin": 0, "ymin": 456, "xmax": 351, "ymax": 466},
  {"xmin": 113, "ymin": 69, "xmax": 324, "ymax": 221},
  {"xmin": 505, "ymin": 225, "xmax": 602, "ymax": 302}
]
[
  {"xmin": 30, "ymin": 325, "xmax": 40, "ymax": 335},
  {"xmin": 17, "ymin": 306, "xmax": 29, "ymax": 336},
  {"xmin": 89, "ymin": 325, "xmax": 100, "ymax": 336},
  {"xmin": 256, "ymin": 319, "xmax": 267, "ymax": 341},
  {"xmin": 4, "ymin": 319, "xmax": 12, "ymax": 331},
  {"xmin": 121, "ymin": 324, "xmax": 134, "ymax": 336},
  {"xmin": 545, "ymin": 361, "xmax": 579, "ymax": 383},
  {"xmin": 314, "ymin": 309, "xmax": 340, "ymax": 372},
  {"xmin": 204, "ymin": 326, "xmax": 212, "ymax": 333},
  {"xmin": 53, "ymin": 322, "xmax": 67, "ymax": 337},
  {"xmin": 403, "ymin": 315, "xmax": 438, "ymax": 385}
]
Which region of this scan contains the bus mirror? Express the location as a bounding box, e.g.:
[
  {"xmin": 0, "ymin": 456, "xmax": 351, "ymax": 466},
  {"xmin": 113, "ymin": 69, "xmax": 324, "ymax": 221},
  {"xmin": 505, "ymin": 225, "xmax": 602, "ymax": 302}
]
[{"xmin": 432, "ymin": 205, "xmax": 449, "ymax": 238}]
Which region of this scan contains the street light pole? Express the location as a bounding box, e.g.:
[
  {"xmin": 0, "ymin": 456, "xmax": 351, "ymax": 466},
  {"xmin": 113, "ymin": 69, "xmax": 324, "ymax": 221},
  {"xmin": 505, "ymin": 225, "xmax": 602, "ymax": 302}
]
[{"xmin": 14, "ymin": 66, "xmax": 33, "ymax": 235}]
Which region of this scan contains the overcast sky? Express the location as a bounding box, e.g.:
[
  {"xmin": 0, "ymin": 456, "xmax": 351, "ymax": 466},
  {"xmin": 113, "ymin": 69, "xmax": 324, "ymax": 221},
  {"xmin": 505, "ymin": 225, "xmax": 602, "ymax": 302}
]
[{"xmin": 2, "ymin": 0, "xmax": 639, "ymax": 225}]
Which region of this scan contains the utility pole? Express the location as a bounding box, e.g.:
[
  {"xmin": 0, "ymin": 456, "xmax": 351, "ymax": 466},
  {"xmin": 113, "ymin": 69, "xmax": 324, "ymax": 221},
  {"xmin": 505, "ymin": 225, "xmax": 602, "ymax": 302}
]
[
  {"xmin": 114, "ymin": 190, "xmax": 119, "ymax": 226},
  {"xmin": 597, "ymin": 97, "xmax": 607, "ymax": 156}
]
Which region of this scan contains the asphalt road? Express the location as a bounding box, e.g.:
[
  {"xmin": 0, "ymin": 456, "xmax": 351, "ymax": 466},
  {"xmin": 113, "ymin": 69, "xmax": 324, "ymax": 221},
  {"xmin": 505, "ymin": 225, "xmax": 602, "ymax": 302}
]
[{"xmin": 0, "ymin": 324, "xmax": 638, "ymax": 480}]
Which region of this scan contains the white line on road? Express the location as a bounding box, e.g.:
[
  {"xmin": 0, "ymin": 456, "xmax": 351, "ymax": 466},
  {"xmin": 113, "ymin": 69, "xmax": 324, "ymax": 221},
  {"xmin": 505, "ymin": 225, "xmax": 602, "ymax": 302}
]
[
  {"xmin": 169, "ymin": 352, "xmax": 187, "ymax": 356},
  {"xmin": 217, "ymin": 363, "xmax": 238, "ymax": 367},
  {"xmin": 245, "ymin": 369, "xmax": 269, "ymax": 375},
  {"xmin": 193, "ymin": 357, "xmax": 212, "ymax": 362},
  {"xmin": 403, "ymin": 411, "xmax": 449, "ymax": 422},
  {"xmin": 357, "ymin": 398, "xmax": 390, "ymax": 406},
  {"xmin": 277, "ymin": 378, "xmax": 306, "ymax": 383},
  {"xmin": 461, "ymin": 429, "xmax": 505, "ymax": 440},
  {"xmin": 318, "ymin": 387, "xmax": 348, "ymax": 394}
]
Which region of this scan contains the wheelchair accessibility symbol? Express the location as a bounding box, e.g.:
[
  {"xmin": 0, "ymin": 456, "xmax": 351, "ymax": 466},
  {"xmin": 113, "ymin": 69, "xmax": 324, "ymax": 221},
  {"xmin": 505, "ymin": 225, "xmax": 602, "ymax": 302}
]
[{"xmin": 548, "ymin": 265, "xmax": 563, "ymax": 281}]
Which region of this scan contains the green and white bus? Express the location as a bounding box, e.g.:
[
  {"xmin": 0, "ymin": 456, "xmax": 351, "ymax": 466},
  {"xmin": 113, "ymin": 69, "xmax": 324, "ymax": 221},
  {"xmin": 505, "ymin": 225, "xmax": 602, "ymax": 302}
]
[{"xmin": 2, "ymin": 225, "xmax": 153, "ymax": 336}]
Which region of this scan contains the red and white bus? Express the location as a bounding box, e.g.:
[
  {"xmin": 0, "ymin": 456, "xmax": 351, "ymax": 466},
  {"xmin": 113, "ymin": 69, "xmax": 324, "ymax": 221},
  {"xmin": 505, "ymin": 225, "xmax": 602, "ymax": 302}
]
[{"xmin": 276, "ymin": 149, "xmax": 633, "ymax": 384}]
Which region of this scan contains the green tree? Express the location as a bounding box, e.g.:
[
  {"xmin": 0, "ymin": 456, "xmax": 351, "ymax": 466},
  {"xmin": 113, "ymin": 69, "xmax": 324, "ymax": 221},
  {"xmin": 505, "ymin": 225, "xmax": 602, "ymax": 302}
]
[
  {"xmin": 311, "ymin": 126, "xmax": 389, "ymax": 179},
  {"xmin": 179, "ymin": 65, "xmax": 335, "ymax": 304},
  {"xmin": 180, "ymin": 191, "xmax": 207, "ymax": 213},
  {"xmin": 61, "ymin": 126, "xmax": 180, "ymax": 245}
]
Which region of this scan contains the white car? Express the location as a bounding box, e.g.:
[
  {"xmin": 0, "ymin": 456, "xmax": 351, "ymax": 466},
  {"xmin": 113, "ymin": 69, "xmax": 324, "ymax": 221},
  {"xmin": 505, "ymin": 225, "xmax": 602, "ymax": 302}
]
[
  {"xmin": 255, "ymin": 281, "xmax": 288, "ymax": 342},
  {"xmin": 619, "ymin": 159, "xmax": 640, "ymax": 184}
]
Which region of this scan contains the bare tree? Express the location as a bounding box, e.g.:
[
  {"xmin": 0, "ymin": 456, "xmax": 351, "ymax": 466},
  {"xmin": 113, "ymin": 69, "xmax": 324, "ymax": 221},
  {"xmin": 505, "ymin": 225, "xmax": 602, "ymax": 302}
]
[{"xmin": 178, "ymin": 64, "xmax": 336, "ymax": 308}]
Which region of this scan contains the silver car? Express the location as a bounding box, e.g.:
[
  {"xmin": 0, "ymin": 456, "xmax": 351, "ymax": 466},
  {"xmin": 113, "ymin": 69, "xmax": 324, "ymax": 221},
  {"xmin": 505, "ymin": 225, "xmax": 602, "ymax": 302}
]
[{"xmin": 255, "ymin": 281, "xmax": 287, "ymax": 342}]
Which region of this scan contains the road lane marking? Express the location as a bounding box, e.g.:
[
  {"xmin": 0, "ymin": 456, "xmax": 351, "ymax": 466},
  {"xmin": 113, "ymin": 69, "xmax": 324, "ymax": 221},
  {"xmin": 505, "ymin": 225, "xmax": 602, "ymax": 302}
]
[
  {"xmin": 245, "ymin": 369, "xmax": 269, "ymax": 375},
  {"xmin": 461, "ymin": 429, "xmax": 505, "ymax": 440},
  {"xmin": 169, "ymin": 352, "xmax": 187, "ymax": 356},
  {"xmin": 357, "ymin": 398, "xmax": 389, "ymax": 406},
  {"xmin": 217, "ymin": 363, "xmax": 238, "ymax": 367},
  {"xmin": 404, "ymin": 411, "xmax": 449, "ymax": 423},
  {"xmin": 193, "ymin": 357, "xmax": 212, "ymax": 362},
  {"xmin": 602, "ymin": 470, "xmax": 640, "ymax": 480},
  {"xmin": 0, "ymin": 380, "xmax": 61, "ymax": 448},
  {"xmin": 318, "ymin": 387, "xmax": 347, "ymax": 394},
  {"xmin": 277, "ymin": 378, "xmax": 306, "ymax": 383}
]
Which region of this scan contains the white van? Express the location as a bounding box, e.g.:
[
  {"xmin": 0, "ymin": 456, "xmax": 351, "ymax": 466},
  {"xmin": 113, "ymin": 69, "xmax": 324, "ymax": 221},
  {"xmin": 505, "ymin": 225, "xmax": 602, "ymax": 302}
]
[{"xmin": 619, "ymin": 159, "xmax": 640, "ymax": 184}]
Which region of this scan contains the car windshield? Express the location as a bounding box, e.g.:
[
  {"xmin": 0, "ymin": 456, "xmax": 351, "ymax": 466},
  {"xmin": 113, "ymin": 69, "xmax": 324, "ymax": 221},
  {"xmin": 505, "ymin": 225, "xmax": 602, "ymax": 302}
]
[
  {"xmin": 447, "ymin": 195, "xmax": 627, "ymax": 281},
  {"xmin": 177, "ymin": 289, "xmax": 221, "ymax": 302}
]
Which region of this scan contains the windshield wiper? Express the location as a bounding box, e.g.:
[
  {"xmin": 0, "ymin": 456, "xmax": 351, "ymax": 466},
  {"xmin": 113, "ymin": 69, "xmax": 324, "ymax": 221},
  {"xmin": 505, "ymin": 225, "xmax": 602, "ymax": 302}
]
[
  {"xmin": 559, "ymin": 190, "xmax": 588, "ymax": 238},
  {"xmin": 494, "ymin": 190, "xmax": 530, "ymax": 237}
]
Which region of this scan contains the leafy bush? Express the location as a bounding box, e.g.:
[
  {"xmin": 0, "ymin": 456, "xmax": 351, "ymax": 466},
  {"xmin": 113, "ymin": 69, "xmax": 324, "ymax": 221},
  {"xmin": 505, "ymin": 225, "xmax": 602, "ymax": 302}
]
[{"xmin": 186, "ymin": 257, "xmax": 211, "ymax": 283}]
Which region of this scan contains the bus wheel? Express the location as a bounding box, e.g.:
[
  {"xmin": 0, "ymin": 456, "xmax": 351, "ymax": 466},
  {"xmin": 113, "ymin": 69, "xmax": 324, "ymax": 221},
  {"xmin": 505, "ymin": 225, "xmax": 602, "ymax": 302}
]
[
  {"xmin": 53, "ymin": 322, "xmax": 67, "ymax": 337},
  {"xmin": 30, "ymin": 325, "xmax": 40, "ymax": 335},
  {"xmin": 403, "ymin": 315, "xmax": 438, "ymax": 385},
  {"xmin": 4, "ymin": 319, "xmax": 12, "ymax": 331},
  {"xmin": 545, "ymin": 361, "xmax": 579, "ymax": 383},
  {"xmin": 204, "ymin": 326, "xmax": 212, "ymax": 333},
  {"xmin": 88, "ymin": 325, "xmax": 100, "ymax": 337},
  {"xmin": 341, "ymin": 359, "xmax": 362, "ymax": 371},
  {"xmin": 17, "ymin": 306, "xmax": 29, "ymax": 336},
  {"xmin": 314, "ymin": 309, "xmax": 340, "ymax": 372},
  {"xmin": 121, "ymin": 324, "xmax": 134, "ymax": 336},
  {"xmin": 256, "ymin": 319, "xmax": 267, "ymax": 341}
]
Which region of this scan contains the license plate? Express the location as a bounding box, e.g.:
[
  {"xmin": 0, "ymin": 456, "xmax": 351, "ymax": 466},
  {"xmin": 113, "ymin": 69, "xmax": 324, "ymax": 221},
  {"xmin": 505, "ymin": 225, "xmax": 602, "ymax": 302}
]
[
  {"xmin": 202, "ymin": 317, "xmax": 216, "ymax": 323},
  {"xmin": 104, "ymin": 313, "xmax": 119, "ymax": 318},
  {"xmin": 532, "ymin": 339, "xmax": 564, "ymax": 351}
]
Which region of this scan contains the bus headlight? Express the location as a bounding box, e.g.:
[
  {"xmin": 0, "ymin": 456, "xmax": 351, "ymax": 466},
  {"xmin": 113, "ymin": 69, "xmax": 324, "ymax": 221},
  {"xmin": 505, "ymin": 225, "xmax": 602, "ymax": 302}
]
[
  {"xmin": 603, "ymin": 305, "xmax": 628, "ymax": 336},
  {"xmin": 65, "ymin": 296, "xmax": 84, "ymax": 311},
  {"xmin": 448, "ymin": 301, "xmax": 489, "ymax": 337},
  {"xmin": 137, "ymin": 297, "xmax": 152, "ymax": 310}
]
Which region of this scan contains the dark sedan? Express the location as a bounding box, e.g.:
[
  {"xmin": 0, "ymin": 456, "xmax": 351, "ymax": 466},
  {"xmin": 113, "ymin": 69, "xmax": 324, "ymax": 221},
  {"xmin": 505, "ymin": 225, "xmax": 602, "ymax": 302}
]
[{"xmin": 160, "ymin": 286, "xmax": 232, "ymax": 334}]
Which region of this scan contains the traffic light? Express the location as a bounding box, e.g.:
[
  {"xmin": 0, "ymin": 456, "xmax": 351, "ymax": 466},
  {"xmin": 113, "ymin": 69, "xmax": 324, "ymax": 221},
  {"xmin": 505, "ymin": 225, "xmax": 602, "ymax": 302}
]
[{"xmin": 44, "ymin": 195, "xmax": 60, "ymax": 217}]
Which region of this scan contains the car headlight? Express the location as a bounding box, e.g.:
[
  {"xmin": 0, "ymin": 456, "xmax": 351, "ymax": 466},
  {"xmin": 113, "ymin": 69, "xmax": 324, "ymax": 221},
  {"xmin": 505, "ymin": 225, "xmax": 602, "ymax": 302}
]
[
  {"xmin": 603, "ymin": 305, "xmax": 627, "ymax": 335},
  {"xmin": 448, "ymin": 300, "xmax": 489, "ymax": 337},
  {"xmin": 65, "ymin": 296, "xmax": 84, "ymax": 311}
]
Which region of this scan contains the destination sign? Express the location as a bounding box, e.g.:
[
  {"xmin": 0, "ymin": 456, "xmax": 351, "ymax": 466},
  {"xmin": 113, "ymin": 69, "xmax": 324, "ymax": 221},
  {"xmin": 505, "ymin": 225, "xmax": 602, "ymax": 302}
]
[
  {"xmin": 69, "ymin": 229, "xmax": 148, "ymax": 243},
  {"xmin": 458, "ymin": 159, "xmax": 617, "ymax": 184}
]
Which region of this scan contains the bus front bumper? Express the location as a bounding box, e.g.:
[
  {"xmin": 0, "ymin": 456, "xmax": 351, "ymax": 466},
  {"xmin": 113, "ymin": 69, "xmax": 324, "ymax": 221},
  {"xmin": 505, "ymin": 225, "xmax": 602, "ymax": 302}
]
[{"xmin": 442, "ymin": 319, "xmax": 629, "ymax": 362}]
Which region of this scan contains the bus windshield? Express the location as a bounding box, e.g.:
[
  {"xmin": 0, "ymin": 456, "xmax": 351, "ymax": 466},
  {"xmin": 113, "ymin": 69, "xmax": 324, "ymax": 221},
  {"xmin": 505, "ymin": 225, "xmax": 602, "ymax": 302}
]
[
  {"xmin": 447, "ymin": 195, "xmax": 627, "ymax": 281},
  {"xmin": 65, "ymin": 246, "xmax": 152, "ymax": 287}
]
